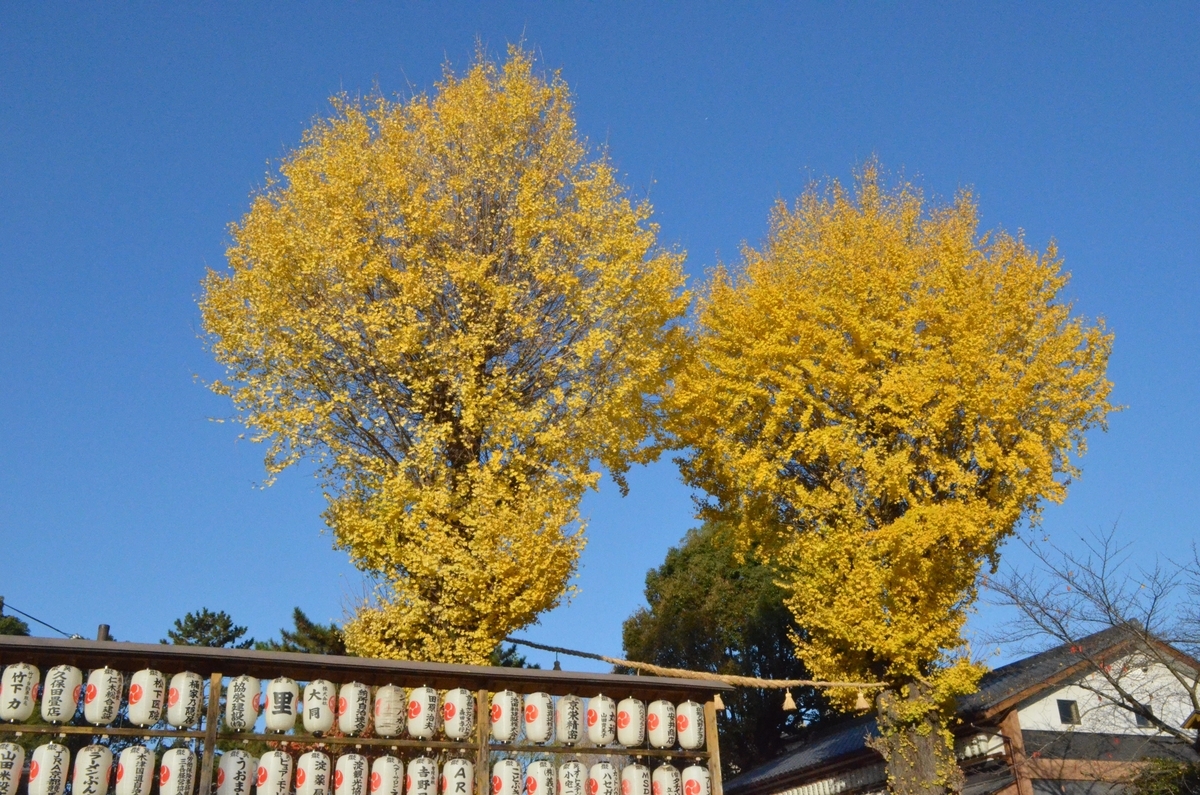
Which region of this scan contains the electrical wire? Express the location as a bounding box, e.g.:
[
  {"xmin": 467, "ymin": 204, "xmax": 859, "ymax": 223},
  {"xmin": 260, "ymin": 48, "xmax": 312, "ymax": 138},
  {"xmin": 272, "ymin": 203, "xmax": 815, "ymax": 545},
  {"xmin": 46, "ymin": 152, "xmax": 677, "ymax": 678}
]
[{"xmin": 1, "ymin": 601, "xmax": 75, "ymax": 638}]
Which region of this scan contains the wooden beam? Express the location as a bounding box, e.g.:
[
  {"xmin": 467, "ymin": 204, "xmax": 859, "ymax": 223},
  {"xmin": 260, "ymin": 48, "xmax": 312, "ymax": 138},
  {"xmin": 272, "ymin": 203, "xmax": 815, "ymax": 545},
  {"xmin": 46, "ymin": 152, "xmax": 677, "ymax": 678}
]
[
  {"xmin": 0, "ymin": 724, "xmax": 206, "ymax": 740},
  {"xmin": 223, "ymin": 734, "xmax": 477, "ymax": 751},
  {"xmin": 491, "ymin": 744, "xmax": 708, "ymax": 759},
  {"xmin": 0, "ymin": 723, "xmax": 713, "ymax": 758},
  {"xmin": 0, "ymin": 637, "xmax": 729, "ymax": 703},
  {"xmin": 197, "ymin": 672, "xmax": 223, "ymax": 795}
]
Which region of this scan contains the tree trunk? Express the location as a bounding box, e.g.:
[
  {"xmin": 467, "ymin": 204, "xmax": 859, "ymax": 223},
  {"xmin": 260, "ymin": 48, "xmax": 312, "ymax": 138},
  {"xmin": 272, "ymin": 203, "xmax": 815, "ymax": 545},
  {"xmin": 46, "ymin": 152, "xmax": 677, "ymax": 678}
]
[{"xmin": 867, "ymin": 684, "xmax": 963, "ymax": 795}]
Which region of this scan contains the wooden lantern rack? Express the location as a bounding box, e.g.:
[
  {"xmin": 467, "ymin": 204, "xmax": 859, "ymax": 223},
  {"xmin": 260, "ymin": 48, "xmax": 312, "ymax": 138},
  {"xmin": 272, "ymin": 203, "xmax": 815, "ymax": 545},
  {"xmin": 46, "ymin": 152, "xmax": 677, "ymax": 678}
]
[{"xmin": 0, "ymin": 636, "xmax": 729, "ymax": 795}]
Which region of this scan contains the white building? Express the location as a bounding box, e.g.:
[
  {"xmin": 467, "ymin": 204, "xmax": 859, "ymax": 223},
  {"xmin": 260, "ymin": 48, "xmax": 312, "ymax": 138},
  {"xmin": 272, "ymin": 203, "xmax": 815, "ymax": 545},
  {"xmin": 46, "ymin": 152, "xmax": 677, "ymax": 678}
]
[{"xmin": 724, "ymin": 627, "xmax": 1200, "ymax": 795}]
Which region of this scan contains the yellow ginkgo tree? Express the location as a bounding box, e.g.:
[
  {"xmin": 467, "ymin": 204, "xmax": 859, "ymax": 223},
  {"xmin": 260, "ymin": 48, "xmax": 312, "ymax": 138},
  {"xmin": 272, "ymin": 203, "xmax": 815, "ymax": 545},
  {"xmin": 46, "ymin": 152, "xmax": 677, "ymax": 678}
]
[
  {"xmin": 201, "ymin": 49, "xmax": 688, "ymax": 664},
  {"xmin": 670, "ymin": 163, "xmax": 1115, "ymax": 795}
]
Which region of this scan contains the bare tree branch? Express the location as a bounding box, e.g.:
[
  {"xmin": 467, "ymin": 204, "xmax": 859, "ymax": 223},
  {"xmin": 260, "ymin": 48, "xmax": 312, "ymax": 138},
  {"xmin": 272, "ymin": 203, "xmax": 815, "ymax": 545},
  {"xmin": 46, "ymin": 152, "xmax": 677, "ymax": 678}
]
[{"xmin": 984, "ymin": 525, "xmax": 1200, "ymax": 750}]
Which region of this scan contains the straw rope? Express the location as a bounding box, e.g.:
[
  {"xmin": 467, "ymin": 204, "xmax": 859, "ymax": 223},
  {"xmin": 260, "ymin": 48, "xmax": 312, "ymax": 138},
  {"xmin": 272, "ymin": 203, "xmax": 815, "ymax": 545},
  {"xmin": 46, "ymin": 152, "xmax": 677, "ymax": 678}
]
[{"xmin": 504, "ymin": 637, "xmax": 885, "ymax": 689}]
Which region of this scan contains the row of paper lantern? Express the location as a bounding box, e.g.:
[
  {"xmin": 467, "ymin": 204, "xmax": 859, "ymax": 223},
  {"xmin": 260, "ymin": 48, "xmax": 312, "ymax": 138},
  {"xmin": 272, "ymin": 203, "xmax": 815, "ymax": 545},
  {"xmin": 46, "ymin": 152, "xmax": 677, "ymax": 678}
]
[
  {"xmin": 0, "ymin": 664, "xmax": 202, "ymax": 728},
  {"xmin": 485, "ymin": 691, "xmax": 704, "ymax": 750},
  {"xmin": 0, "ymin": 742, "xmax": 194, "ymax": 795},
  {"xmin": 232, "ymin": 751, "xmax": 711, "ymax": 795},
  {"xmin": 0, "ymin": 743, "xmax": 711, "ymax": 795},
  {"xmin": 0, "ymin": 664, "xmax": 706, "ymax": 750}
]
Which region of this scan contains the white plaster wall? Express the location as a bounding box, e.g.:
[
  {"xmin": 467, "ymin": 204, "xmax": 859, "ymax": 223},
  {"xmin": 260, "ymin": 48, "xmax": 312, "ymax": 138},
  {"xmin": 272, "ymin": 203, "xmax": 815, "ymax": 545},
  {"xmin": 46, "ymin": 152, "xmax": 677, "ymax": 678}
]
[{"xmin": 1016, "ymin": 653, "xmax": 1197, "ymax": 736}]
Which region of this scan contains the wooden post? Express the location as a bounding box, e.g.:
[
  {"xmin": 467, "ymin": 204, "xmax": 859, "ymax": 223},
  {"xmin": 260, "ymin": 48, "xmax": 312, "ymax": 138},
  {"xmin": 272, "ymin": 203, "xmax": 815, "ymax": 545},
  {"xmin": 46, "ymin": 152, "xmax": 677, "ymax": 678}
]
[
  {"xmin": 998, "ymin": 708, "xmax": 1033, "ymax": 795},
  {"xmin": 703, "ymin": 699, "xmax": 723, "ymax": 795},
  {"xmin": 198, "ymin": 672, "xmax": 223, "ymax": 795},
  {"xmin": 475, "ymin": 689, "xmax": 490, "ymax": 795}
]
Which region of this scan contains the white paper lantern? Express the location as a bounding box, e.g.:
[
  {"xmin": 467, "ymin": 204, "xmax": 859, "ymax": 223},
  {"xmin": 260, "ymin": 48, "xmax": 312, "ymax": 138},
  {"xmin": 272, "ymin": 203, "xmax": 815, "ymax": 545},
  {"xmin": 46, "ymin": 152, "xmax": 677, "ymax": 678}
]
[
  {"xmin": 159, "ymin": 748, "xmax": 196, "ymax": 795},
  {"xmin": 40, "ymin": 665, "xmax": 81, "ymax": 724},
  {"xmin": 442, "ymin": 688, "xmax": 475, "ymax": 740},
  {"xmin": 488, "ymin": 690, "xmax": 519, "ymax": 743},
  {"xmin": 586, "ymin": 695, "xmax": 616, "ymax": 746},
  {"xmin": 0, "ymin": 743, "xmax": 23, "ymax": 795},
  {"xmin": 115, "ymin": 746, "xmax": 154, "ymax": 795},
  {"xmin": 217, "ymin": 751, "xmax": 257, "ymax": 795},
  {"xmin": 28, "ymin": 743, "xmax": 70, "ymax": 795},
  {"xmin": 646, "ymin": 702, "xmax": 675, "ymax": 749},
  {"xmin": 303, "ymin": 680, "xmax": 336, "ymax": 735},
  {"xmin": 83, "ymin": 668, "xmax": 122, "ymax": 726},
  {"xmin": 226, "ymin": 676, "xmax": 261, "ymax": 732},
  {"xmin": 335, "ymin": 754, "xmax": 367, "ymax": 795},
  {"xmin": 127, "ymin": 670, "xmax": 166, "ymax": 728},
  {"xmin": 587, "ymin": 764, "xmax": 616, "ymax": 795},
  {"xmin": 491, "ymin": 760, "xmax": 520, "ymax": 795},
  {"xmin": 296, "ymin": 752, "xmax": 331, "ymax": 795},
  {"xmin": 404, "ymin": 757, "xmax": 436, "ymax": 795},
  {"xmin": 523, "ymin": 693, "xmax": 553, "ymax": 744},
  {"xmin": 680, "ymin": 768, "xmax": 708, "ymax": 795},
  {"xmin": 0, "ymin": 663, "xmax": 39, "ymax": 722},
  {"xmin": 523, "ymin": 761, "xmax": 552, "ymax": 795},
  {"xmin": 338, "ymin": 682, "xmax": 371, "ymax": 736},
  {"xmin": 264, "ymin": 678, "xmax": 299, "ymax": 733},
  {"xmin": 675, "ymin": 702, "xmax": 704, "ymax": 751},
  {"xmin": 407, "ymin": 686, "xmax": 438, "ymax": 739},
  {"xmin": 616, "ymin": 698, "xmax": 646, "ymax": 747},
  {"xmin": 370, "ymin": 756, "xmax": 403, "ymax": 795},
  {"xmin": 440, "ymin": 759, "xmax": 472, "ymax": 795},
  {"xmin": 72, "ymin": 744, "xmax": 113, "ymax": 795},
  {"xmin": 554, "ymin": 696, "xmax": 583, "ymax": 746},
  {"xmin": 620, "ymin": 766, "xmax": 649, "ymax": 795},
  {"xmin": 166, "ymin": 672, "xmax": 204, "ymax": 729},
  {"xmin": 557, "ymin": 763, "xmax": 586, "ymax": 795},
  {"xmin": 650, "ymin": 766, "xmax": 679, "ymax": 795},
  {"xmin": 255, "ymin": 751, "xmax": 292, "ymax": 795},
  {"xmin": 374, "ymin": 685, "xmax": 406, "ymax": 738}
]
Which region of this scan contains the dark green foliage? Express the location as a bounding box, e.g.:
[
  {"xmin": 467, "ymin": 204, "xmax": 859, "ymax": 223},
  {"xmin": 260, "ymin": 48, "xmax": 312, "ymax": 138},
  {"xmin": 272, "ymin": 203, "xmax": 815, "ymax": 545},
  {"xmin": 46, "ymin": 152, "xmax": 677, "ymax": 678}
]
[
  {"xmin": 0, "ymin": 615, "xmax": 30, "ymax": 636},
  {"xmin": 622, "ymin": 522, "xmax": 829, "ymax": 778},
  {"xmin": 491, "ymin": 643, "xmax": 540, "ymax": 668},
  {"xmin": 1130, "ymin": 760, "xmax": 1200, "ymax": 795},
  {"xmin": 163, "ymin": 608, "xmax": 254, "ymax": 648},
  {"xmin": 255, "ymin": 608, "xmax": 347, "ymax": 655}
]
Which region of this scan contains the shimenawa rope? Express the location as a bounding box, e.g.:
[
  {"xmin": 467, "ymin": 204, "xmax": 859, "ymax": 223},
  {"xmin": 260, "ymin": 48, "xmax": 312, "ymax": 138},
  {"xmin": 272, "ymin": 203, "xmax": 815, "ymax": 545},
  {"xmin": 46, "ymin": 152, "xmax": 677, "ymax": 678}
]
[{"xmin": 504, "ymin": 636, "xmax": 885, "ymax": 690}]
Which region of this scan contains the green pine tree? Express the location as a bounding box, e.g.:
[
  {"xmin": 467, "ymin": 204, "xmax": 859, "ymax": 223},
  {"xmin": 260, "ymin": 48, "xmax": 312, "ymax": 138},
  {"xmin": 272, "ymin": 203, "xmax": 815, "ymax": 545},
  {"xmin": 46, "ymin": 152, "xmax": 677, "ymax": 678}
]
[
  {"xmin": 622, "ymin": 522, "xmax": 830, "ymax": 779},
  {"xmin": 0, "ymin": 615, "xmax": 30, "ymax": 636},
  {"xmin": 163, "ymin": 608, "xmax": 254, "ymax": 648},
  {"xmin": 256, "ymin": 608, "xmax": 347, "ymax": 655},
  {"xmin": 490, "ymin": 643, "xmax": 540, "ymax": 668}
]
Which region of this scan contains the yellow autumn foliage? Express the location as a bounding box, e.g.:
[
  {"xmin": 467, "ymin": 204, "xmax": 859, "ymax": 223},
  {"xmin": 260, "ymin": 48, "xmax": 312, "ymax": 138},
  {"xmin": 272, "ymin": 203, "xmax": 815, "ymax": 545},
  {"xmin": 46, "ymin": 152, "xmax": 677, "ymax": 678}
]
[
  {"xmin": 200, "ymin": 49, "xmax": 688, "ymax": 663},
  {"xmin": 672, "ymin": 163, "xmax": 1115, "ymax": 701}
]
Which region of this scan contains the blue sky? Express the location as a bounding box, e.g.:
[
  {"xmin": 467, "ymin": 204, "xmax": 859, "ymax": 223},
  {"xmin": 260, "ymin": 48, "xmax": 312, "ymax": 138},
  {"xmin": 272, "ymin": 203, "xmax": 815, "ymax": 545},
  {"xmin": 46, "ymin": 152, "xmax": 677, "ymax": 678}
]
[{"xmin": 1, "ymin": 4, "xmax": 1196, "ymax": 671}]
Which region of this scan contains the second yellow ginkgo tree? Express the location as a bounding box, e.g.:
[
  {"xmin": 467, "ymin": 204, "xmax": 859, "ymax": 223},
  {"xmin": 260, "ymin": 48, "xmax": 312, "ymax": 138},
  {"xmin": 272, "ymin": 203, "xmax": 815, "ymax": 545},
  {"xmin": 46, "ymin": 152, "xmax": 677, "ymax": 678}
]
[{"xmin": 670, "ymin": 163, "xmax": 1115, "ymax": 795}]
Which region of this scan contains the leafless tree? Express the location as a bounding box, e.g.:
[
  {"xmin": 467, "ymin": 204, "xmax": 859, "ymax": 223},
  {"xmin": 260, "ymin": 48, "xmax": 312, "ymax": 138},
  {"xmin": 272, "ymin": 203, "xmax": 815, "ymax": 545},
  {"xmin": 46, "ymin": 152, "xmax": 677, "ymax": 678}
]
[{"xmin": 986, "ymin": 526, "xmax": 1200, "ymax": 751}]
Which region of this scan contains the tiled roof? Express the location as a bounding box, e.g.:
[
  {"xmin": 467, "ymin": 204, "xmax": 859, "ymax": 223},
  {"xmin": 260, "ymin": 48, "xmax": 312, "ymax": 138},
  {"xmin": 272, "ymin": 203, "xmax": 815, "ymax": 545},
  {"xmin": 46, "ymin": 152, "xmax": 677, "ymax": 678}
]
[
  {"xmin": 958, "ymin": 625, "xmax": 1134, "ymax": 717},
  {"xmin": 725, "ymin": 626, "xmax": 1147, "ymax": 795},
  {"xmin": 724, "ymin": 715, "xmax": 880, "ymax": 794}
]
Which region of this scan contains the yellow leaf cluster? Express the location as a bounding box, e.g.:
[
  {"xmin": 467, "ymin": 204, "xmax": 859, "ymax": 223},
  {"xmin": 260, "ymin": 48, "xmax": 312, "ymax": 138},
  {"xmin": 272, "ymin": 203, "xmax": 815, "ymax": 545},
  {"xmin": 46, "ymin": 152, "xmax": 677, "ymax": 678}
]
[
  {"xmin": 200, "ymin": 49, "xmax": 688, "ymax": 663},
  {"xmin": 670, "ymin": 163, "xmax": 1114, "ymax": 697}
]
